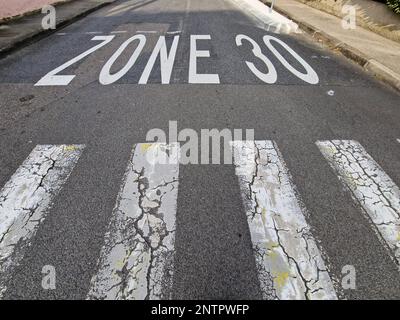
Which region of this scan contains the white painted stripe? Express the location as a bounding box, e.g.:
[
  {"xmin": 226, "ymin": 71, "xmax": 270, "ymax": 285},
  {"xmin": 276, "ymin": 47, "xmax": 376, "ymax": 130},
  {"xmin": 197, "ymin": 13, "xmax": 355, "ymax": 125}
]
[
  {"xmin": 397, "ymin": 139, "xmax": 400, "ymax": 144},
  {"xmin": 85, "ymin": 31, "xmax": 103, "ymax": 35},
  {"xmin": 88, "ymin": 143, "xmax": 180, "ymax": 300},
  {"xmin": 317, "ymin": 140, "xmax": 400, "ymax": 265},
  {"xmin": 166, "ymin": 31, "xmax": 181, "ymax": 35},
  {"xmin": 232, "ymin": 140, "xmax": 337, "ymax": 300},
  {"xmin": 110, "ymin": 30, "xmax": 127, "ymax": 34},
  {"xmin": 136, "ymin": 30, "xmax": 158, "ymax": 34},
  {"xmin": 0, "ymin": 145, "xmax": 84, "ymax": 297}
]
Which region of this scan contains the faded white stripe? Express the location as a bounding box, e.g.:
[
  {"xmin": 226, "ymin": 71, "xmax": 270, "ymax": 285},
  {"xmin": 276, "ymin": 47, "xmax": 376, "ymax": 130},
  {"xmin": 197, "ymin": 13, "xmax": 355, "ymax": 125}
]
[
  {"xmin": 232, "ymin": 140, "xmax": 337, "ymax": 300},
  {"xmin": 0, "ymin": 145, "xmax": 84, "ymax": 297},
  {"xmin": 88, "ymin": 143, "xmax": 180, "ymax": 300},
  {"xmin": 136, "ymin": 30, "xmax": 158, "ymax": 34},
  {"xmin": 317, "ymin": 140, "xmax": 400, "ymax": 265}
]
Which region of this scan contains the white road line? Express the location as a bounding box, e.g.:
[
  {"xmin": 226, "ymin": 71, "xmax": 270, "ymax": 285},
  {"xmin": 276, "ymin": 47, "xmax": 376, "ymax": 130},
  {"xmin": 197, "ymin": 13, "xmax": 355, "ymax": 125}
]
[
  {"xmin": 397, "ymin": 139, "xmax": 400, "ymax": 144},
  {"xmin": 136, "ymin": 30, "xmax": 158, "ymax": 34},
  {"xmin": 232, "ymin": 141, "xmax": 337, "ymax": 300},
  {"xmin": 317, "ymin": 140, "xmax": 400, "ymax": 266},
  {"xmin": 166, "ymin": 31, "xmax": 181, "ymax": 35},
  {"xmin": 110, "ymin": 30, "xmax": 128, "ymax": 34},
  {"xmin": 85, "ymin": 31, "xmax": 103, "ymax": 34},
  {"xmin": 0, "ymin": 145, "xmax": 84, "ymax": 297},
  {"xmin": 87, "ymin": 143, "xmax": 180, "ymax": 300}
]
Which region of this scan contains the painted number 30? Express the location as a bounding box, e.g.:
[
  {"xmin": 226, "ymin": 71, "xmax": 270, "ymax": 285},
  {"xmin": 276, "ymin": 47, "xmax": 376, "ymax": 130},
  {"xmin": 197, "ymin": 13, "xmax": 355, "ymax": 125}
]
[{"xmin": 35, "ymin": 34, "xmax": 319, "ymax": 86}]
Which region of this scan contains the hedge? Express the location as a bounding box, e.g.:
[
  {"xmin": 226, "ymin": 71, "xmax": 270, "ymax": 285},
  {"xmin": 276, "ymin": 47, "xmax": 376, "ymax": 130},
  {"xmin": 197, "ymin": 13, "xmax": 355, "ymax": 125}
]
[{"xmin": 387, "ymin": 0, "xmax": 400, "ymax": 14}]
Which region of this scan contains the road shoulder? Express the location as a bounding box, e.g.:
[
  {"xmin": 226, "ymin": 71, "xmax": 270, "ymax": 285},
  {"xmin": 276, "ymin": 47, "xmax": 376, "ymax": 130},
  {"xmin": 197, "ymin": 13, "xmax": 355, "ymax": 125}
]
[
  {"xmin": 258, "ymin": 0, "xmax": 400, "ymax": 92},
  {"xmin": 0, "ymin": 0, "xmax": 115, "ymax": 58}
]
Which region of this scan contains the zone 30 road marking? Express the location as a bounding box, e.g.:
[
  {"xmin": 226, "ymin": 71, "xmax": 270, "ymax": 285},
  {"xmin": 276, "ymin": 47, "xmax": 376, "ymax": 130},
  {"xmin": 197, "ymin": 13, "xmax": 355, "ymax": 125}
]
[{"xmin": 35, "ymin": 34, "xmax": 319, "ymax": 86}]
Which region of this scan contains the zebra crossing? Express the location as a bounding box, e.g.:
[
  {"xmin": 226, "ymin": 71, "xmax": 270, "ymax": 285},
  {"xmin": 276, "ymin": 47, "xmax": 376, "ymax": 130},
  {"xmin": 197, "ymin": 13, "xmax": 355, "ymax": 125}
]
[{"xmin": 0, "ymin": 139, "xmax": 399, "ymax": 299}]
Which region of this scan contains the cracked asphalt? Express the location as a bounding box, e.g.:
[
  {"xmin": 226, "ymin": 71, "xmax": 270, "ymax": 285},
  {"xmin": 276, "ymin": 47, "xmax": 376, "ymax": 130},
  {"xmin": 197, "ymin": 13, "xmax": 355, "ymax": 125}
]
[{"xmin": 0, "ymin": 0, "xmax": 399, "ymax": 300}]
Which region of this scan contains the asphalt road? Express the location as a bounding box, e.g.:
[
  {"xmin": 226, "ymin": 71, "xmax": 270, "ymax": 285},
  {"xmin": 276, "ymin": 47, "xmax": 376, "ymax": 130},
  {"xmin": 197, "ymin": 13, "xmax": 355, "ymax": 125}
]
[{"xmin": 0, "ymin": 0, "xmax": 399, "ymax": 300}]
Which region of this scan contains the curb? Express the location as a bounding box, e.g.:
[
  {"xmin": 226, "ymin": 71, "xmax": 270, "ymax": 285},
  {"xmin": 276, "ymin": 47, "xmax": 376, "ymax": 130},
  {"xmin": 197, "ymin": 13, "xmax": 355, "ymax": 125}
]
[
  {"xmin": 0, "ymin": 0, "xmax": 114, "ymax": 59},
  {"xmin": 230, "ymin": 0, "xmax": 299, "ymax": 34},
  {"xmin": 269, "ymin": 4, "xmax": 400, "ymax": 92}
]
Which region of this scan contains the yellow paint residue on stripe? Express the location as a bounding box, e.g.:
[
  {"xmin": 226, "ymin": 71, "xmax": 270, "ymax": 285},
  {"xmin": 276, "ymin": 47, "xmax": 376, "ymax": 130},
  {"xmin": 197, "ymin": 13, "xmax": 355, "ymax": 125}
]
[
  {"xmin": 261, "ymin": 207, "xmax": 267, "ymax": 220},
  {"xmin": 344, "ymin": 171, "xmax": 358, "ymax": 190},
  {"xmin": 274, "ymin": 271, "xmax": 290, "ymax": 289},
  {"xmin": 115, "ymin": 259, "xmax": 125, "ymax": 270},
  {"xmin": 63, "ymin": 145, "xmax": 78, "ymax": 152},
  {"xmin": 264, "ymin": 241, "xmax": 279, "ymax": 259},
  {"xmin": 261, "ymin": 207, "xmax": 268, "ymax": 226},
  {"xmin": 140, "ymin": 143, "xmax": 153, "ymax": 153}
]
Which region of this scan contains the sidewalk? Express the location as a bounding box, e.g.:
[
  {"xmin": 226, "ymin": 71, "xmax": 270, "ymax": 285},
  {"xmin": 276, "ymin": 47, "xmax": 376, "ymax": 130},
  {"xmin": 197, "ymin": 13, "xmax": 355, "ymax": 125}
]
[
  {"xmin": 277, "ymin": 0, "xmax": 400, "ymax": 43},
  {"xmin": 0, "ymin": 0, "xmax": 70, "ymax": 21},
  {"xmin": 0, "ymin": 0, "xmax": 114, "ymax": 57},
  {"xmin": 263, "ymin": 0, "xmax": 400, "ymax": 91}
]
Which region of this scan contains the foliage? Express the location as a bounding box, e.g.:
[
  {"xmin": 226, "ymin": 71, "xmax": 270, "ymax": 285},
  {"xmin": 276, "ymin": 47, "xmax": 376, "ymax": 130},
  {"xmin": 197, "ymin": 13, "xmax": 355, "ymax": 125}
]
[{"xmin": 386, "ymin": 0, "xmax": 400, "ymax": 14}]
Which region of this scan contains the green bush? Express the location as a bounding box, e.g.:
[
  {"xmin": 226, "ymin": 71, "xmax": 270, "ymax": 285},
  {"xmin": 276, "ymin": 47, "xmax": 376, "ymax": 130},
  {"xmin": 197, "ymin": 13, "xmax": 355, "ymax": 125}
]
[{"xmin": 387, "ymin": 0, "xmax": 400, "ymax": 14}]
